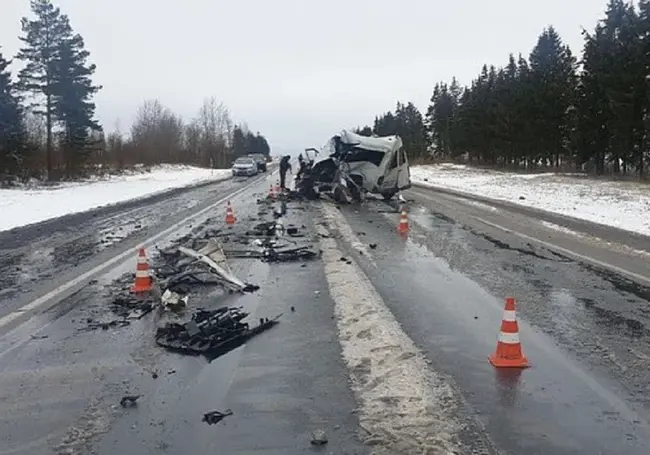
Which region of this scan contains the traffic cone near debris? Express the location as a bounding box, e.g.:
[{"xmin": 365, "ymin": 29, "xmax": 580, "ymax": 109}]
[
  {"xmin": 397, "ymin": 204, "xmax": 409, "ymax": 235},
  {"xmin": 225, "ymin": 201, "xmax": 236, "ymax": 225},
  {"xmin": 131, "ymin": 247, "xmax": 153, "ymax": 293},
  {"xmin": 489, "ymin": 297, "xmax": 530, "ymax": 368}
]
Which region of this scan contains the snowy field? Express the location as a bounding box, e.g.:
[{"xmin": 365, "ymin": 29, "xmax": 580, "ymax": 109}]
[
  {"xmin": 411, "ymin": 164, "xmax": 650, "ymax": 237},
  {"xmin": 0, "ymin": 165, "xmax": 232, "ymax": 232}
]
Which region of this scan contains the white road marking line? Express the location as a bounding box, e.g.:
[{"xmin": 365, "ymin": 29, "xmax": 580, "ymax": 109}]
[{"xmin": 0, "ymin": 177, "xmax": 262, "ymax": 331}]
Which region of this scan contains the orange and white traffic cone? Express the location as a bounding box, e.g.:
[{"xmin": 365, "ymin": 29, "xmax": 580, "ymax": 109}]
[
  {"xmin": 489, "ymin": 297, "xmax": 530, "ymax": 368},
  {"xmin": 268, "ymin": 184, "xmax": 276, "ymax": 199},
  {"xmin": 225, "ymin": 201, "xmax": 236, "ymax": 225},
  {"xmin": 131, "ymin": 247, "xmax": 153, "ymax": 293},
  {"xmin": 397, "ymin": 205, "xmax": 409, "ymax": 235}
]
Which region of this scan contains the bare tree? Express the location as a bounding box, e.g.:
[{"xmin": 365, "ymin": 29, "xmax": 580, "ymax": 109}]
[
  {"xmin": 130, "ymin": 99, "xmax": 184, "ymax": 165},
  {"xmin": 195, "ymin": 96, "xmax": 233, "ymax": 167}
]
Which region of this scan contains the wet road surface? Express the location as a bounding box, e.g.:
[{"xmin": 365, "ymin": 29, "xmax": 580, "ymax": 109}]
[
  {"xmin": 2, "ymin": 174, "xmax": 650, "ymax": 454},
  {"xmin": 0, "ymin": 175, "xmax": 368, "ymax": 455},
  {"xmin": 332, "ymin": 191, "xmax": 650, "ymax": 454},
  {"xmin": 0, "ymin": 175, "xmax": 267, "ymax": 329}
]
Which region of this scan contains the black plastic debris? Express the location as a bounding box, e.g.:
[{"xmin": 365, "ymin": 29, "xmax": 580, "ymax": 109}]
[
  {"xmin": 262, "ymin": 246, "xmax": 317, "ymax": 263},
  {"xmin": 243, "ymin": 284, "xmax": 260, "ymax": 292},
  {"xmin": 155, "ymin": 307, "xmax": 281, "ymax": 359},
  {"xmin": 110, "ymin": 286, "xmax": 155, "ymax": 320},
  {"xmin": 203, "ymin": 409, "xmax": 233, "ymax": 425},
  {"xmin": 120, "ymin": 395, "xmax": 141, "ymax": 408},
  {"xmin": 369, "ymin": 243, "xmax": 378, "ymax": 249},
  {"xmin": 250, "ymin": 221, "xmax": 278, "ymax": 237}
]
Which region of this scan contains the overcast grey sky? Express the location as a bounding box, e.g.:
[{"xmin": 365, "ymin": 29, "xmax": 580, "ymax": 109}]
[{"xmin": 1, "ymin": 0, "xmax": 608, "ymax": 154}]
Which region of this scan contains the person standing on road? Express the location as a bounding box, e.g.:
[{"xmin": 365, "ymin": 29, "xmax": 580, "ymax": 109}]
[
  {"xmin": 280, "ymin": 155, "xmax": 292, "ymax": 189},
  {"xmin": 297, "ymin": 153, "xmax": 305, "ymax": 180}
]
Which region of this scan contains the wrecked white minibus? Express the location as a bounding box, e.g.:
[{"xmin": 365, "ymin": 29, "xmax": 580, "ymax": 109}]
[{"xmin": 299, "ymin": 130, "xmax": 412, "ymax": 202}]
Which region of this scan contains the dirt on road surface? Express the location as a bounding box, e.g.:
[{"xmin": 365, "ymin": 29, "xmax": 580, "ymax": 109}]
[{"xmin": 1, "ymin": 175, "xmax": 650, "ymax": 454}]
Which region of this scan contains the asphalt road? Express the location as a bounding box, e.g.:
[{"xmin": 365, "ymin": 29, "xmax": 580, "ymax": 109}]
[{"xmin": 2, "ymin": 174, "xmax": 650, "ymax": 454}]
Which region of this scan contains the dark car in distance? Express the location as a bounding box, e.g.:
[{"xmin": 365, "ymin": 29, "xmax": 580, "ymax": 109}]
[{"xmin": 248, "ymin": 154, "xmax": 268, "ymax": 172}]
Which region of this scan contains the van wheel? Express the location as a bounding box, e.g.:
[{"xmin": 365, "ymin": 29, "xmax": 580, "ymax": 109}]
[{"xmin": 381, "ymin": 191, "xmax": 396, "ymax": 201}]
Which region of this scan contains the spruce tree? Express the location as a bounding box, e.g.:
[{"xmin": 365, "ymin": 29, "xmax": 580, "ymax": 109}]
[
  {"xmin": 0, "ymin": 48, "xmax": 25, "ymax": 178},
  {"xmin": 52, "ymin": 33, "xmax": 101, "ymax": 175},
  {"xmin": 232, "ymin": 126, "xmax": 247, "ymax": 158},
  {"xmin": 16, "ymin": 0, "xmax": 74, "ymax": 179},
  {"xmin": 639, "ymin": 0, "xmax": 650, "ymax": 176},
  {"xmin": 528, "ymin": 26, "xmax": 577, "ymax": 168}
]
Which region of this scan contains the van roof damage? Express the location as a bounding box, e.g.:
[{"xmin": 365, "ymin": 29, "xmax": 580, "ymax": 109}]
[{"xmin": 332, "ymin": 130, "xmax": 403, "ymax": 155}]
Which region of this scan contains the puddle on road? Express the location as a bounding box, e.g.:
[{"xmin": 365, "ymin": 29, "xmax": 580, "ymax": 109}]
[{"xmin": 395, "ymin": 203, "xmax": 650, "ymax": 411}]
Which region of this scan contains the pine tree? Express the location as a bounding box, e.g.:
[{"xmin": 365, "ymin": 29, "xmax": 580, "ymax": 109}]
[
  {"xmin": 528, "ymin": 26, "xmax": 577, "ymax": 168},
  {"xmin": 52, "ymin": 33, "xmax": 101, "ymax": 175},
  {"xmin": 16, "ymin": 0, "xmax": 75, "ymax": 180},
  {"xmin": 253, "ymin": 133, "xmax": 271, "ymax": 156},
  {"xmin": 232, "ymin": 126, "xmax": 247, "ymax": 158},
  {"xmin": 373, "ymin": 112, "xmax": 397, "ymax": 136},
  {"xmin": 361, "ymin": 1, "xmax": 650, "ymax": 178},
  {"xmin": 0, "ymin": 48, "xmax": 25, "ymax": 178},
  {"xmin": 639, "ymin": 0, "xmax": 650, "ymax": 176},
  {"xmin": 426, "ymin": 81, "xmax": 458, "ymax": 157},
  {"xmin": 353, "ymin": 126, "xmax": 373, "ymax": 136}
]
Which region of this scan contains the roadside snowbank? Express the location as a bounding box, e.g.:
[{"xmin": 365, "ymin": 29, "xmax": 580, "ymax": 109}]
[
  {"xmin": 0, "ymin": 165, "xmax": 231, "ymax": 232},
  {"xmin": 318, "ymin": 204, "xmax": 464, "ymax": 454},
  {"xmin": 411, "ymin": 164, "xmax": 650, "ymax": 236}
]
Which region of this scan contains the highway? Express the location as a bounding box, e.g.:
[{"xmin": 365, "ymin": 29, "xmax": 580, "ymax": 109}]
[{"xmin": 1, "ymin": 174, "xmax": 649, "ymax": 454}]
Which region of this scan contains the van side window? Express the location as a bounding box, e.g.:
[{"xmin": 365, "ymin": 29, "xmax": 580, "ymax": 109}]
[
  {"xmin": 400, "ymin": 150, "xmax": 407, "ymax": 165},
  {"xmin": 388, "ymin": 153, "xmax": 398, "ymax": 169}
]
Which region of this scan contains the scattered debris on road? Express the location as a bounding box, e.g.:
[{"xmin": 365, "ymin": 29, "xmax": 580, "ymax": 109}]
[
  {"xmin": 161, "ymin": 289, "xmax": 188, "ymax": 311},
  {"xmin": 155, "ymin": 307, "xmax": 281, "ymax": 359},
  {"xmin": 78, "ymin": 186, "xmax": 316, "ymax": 364},
  {"xmin": 202, "ymin": 409, "xmax": 233, "ymax": 425},
  {"xmin": 310, "ymin": 429, "xmax": 328, "ymax": 445},
  {"xmin": 120, "ymin": 395, "xmax": 141, "ymax": 408}
]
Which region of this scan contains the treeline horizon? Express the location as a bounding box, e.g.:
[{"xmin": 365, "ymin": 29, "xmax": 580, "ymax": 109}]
[
  {"xmin": 355, "ymin": 0, "xmax": 650, "ymax": 178},
  {"xmin": 0, "ymin": 0, "xmax": 270, "ymax": 184}
]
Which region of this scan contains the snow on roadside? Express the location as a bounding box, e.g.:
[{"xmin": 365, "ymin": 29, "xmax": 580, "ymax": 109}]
[
  {"xmin": 0, "ymin": 165, "xmax": 232, "ymax": 232},
  {"xmin": 411, "ymin": 164, "xmax": 650, "ymax": 237}
]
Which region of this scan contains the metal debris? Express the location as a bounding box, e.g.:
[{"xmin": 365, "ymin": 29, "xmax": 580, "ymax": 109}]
[
  {"xmin": 155, "ymin": 239, "xmax": 258, "ymax": 296},
  {"xmin": 161, "ymin": 289, "xmax": 188, "ymax": 311}
]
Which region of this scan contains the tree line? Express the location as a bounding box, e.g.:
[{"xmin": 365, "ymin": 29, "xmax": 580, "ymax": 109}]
[
  {"xmin": 0, "ymin": 0, "xmax": 270, "ymax": 184},
  {"xmin": 356, "ymin": 0, "xmax": 650, "ymax": 177}
]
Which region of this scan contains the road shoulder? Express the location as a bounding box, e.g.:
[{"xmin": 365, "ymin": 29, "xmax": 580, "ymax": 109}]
[{"xmin": 408, "ymin": 185, "xmax": 650, "ymax": 287}]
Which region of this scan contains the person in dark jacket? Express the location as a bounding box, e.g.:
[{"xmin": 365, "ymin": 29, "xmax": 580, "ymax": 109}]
[
  {"xmin": 297, "ymin": 153, "xmax": 305, "ymax": 180},
  {"xmin": 279, "ymin": 155, "xmax": 292, "ymax": 189}
]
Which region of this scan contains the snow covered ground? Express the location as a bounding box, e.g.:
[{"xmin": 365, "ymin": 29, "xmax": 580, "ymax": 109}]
[
  {"xmin": 411, "ymin": 163, "xmax": 650, "ymax": 236},
  {"xmin": 0, "ymin": 165, "xmax": 232, "ymax": 232}
]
